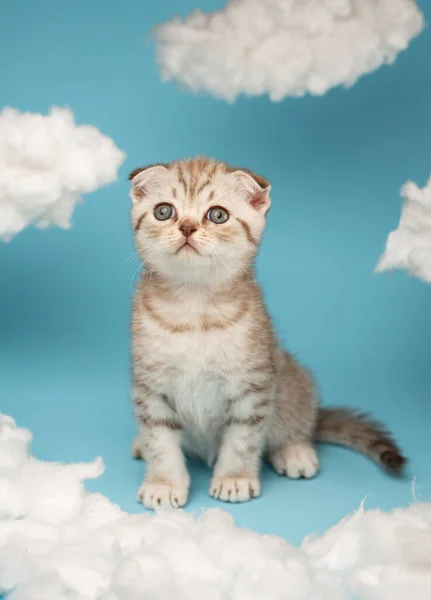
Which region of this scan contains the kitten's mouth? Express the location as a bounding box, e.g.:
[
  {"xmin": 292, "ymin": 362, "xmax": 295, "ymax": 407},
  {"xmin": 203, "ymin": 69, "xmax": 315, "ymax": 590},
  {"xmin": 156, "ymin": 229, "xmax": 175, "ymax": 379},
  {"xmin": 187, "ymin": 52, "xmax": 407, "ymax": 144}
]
[{"xmin": 176, "ymin": 240, "xmax": 199, "ymax": 255}]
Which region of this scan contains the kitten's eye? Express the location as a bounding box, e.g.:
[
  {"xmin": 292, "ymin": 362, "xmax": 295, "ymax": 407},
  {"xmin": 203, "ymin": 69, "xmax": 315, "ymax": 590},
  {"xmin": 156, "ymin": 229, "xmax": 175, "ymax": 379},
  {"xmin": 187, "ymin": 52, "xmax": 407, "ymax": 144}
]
[
  {"xmin": 154, "ymin": 204, "xmax": 175, "ymax": 221},
  {"xmin": 207, "ymin": 207, "xmax": 229, "ymax": 224}
]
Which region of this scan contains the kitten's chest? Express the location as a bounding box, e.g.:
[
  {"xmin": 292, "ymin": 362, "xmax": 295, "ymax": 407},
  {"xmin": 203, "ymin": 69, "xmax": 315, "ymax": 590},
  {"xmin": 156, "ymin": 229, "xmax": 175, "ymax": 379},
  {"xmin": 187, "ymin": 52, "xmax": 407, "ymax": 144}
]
[
  {"xmin": 156, "ymin": 331, "xmax": 242, "ymax": 406},
  {"xmin": 142, "ymin": 325, "xmax": 247, "ymax": 438},
  {"xmin": 147, "ymin": 319, "xmax": 248, "ymax": 379},
  {"xmin": 152, "ymin": 329, "xmax": 243, "ymax": 461}
]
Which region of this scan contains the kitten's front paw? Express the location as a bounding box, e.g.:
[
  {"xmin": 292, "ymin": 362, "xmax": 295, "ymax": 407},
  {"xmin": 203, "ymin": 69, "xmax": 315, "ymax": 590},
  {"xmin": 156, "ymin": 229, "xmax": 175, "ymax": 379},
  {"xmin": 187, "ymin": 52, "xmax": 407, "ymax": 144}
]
[
  {"xmin": 271, "ymin": 443, "xmax": 319, "ymax": 479},
  {"xmin": 209, "ymin": 475, "xmax": 260, "ymax": 503},
  {"xmin": 138, "ymin": 480, "xmax": 189, "ymax": 509}
]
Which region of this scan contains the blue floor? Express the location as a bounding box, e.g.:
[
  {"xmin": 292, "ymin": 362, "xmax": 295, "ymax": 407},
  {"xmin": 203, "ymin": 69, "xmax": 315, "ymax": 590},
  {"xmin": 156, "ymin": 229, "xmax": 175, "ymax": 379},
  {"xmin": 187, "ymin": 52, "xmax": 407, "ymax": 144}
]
[{"xmin": 1, "ymin": 0, "xmax": 431, "ymax": 548}]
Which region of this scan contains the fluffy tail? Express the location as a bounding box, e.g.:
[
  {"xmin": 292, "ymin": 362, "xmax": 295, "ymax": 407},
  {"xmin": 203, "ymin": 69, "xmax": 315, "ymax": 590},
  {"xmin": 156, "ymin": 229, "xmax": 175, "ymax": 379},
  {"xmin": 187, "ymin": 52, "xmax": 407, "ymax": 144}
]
[{"xmin": 315, "ymin": 407, "xmax": 407, "ymax": 474}]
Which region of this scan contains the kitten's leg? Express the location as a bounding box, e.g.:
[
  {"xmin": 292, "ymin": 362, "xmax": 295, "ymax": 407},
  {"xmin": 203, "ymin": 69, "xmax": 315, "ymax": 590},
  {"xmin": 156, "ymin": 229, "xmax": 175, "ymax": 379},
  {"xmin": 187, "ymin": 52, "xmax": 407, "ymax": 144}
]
[
  {"xmin": 131, "ymin": 433, "xmax": 145, "ymax": 460},
  {"xmin": 270, "ymin": 441, "xmax": 319, "ymax": 479},
  {"xmin": 210, "ymin": 384, "xmax": 273, "ymax": 503},
  {"xmin": 134, "ymin": 383, "xmax": 189, "ymax": 509},
  {"xmin": 269, "ymin": 352, "xmax": 320, "ymax": 479}
]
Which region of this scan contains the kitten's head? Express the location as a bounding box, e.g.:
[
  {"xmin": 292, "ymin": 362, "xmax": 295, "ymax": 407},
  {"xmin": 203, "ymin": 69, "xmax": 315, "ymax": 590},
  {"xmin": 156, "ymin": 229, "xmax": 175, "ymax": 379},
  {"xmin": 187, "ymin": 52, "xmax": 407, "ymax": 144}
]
[{"xmin": 129, "ymin": 157, "xmax": 271, "ymax": 284}]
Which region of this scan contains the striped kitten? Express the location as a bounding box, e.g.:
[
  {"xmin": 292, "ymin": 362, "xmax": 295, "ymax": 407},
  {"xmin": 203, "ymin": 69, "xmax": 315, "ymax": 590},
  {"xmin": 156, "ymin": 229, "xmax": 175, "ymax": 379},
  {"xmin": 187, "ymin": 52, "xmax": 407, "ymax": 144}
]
[{"xmin": 129, "ymin": 157, "xmax": 406, "ymax": 509}]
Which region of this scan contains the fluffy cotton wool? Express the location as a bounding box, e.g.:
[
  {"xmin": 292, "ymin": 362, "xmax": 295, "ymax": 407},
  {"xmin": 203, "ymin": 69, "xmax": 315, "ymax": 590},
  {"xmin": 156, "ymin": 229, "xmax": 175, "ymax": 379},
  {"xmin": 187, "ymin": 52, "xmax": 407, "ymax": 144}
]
[
  {"xmin": 0, "ymin": 107, "xmax": 125, "ymax": 242},
  {"xmin": 0, "ymin": 415, "xmax": 430, "ymax": 600},
  {"xmin": 153, "ymin": 0, "xmax": 424, "ymax": 102},
  {"xmin": 376, "ymin": 173, "xmax": 431, "ymax": 283}
]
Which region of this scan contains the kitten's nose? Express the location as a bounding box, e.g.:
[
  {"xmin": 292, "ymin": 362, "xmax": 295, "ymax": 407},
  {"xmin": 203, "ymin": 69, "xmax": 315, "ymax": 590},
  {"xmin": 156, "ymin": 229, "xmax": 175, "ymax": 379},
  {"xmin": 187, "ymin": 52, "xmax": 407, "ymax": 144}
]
[{"xmin": 179, "ymin": 219, "xmax": 198, "ymax": 238}]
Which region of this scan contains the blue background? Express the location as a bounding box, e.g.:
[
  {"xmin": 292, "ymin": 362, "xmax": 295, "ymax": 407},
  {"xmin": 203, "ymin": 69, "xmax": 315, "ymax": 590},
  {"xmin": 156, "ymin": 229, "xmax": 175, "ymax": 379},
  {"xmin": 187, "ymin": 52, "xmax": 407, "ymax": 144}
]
[{"xmin": 1, "ymin": 0, "xmax": 430, "ymax": 546}]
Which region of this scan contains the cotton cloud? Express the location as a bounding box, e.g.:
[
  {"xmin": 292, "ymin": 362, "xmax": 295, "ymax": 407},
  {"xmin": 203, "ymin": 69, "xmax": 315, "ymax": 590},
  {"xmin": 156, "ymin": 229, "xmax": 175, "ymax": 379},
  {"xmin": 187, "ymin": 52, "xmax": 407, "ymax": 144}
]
[
  {"xmin": 0, "ymin": 107, "xmax": 125, "ymax": 242},
  {"xmin": 153, "ymin": 0, "xmax": 424, "ymax": 102},
  {"xmin": 376, "ymin": 174, "xmax": 431, "ymax": 283},
  {"xmin": 1, "ymin": 414, "xmax": 431, "ymax": 600}
]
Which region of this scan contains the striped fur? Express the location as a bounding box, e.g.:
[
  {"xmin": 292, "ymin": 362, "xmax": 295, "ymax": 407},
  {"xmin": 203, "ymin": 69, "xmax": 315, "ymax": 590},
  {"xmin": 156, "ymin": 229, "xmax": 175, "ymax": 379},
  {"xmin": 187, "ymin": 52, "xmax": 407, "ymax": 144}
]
[
  {"xmin": 129, "ymin": 157, "xmax": 406, "ymax": 510},
  {"xmin": 316, "ymin": 408, "xmax": 406, "ymax": 473}
]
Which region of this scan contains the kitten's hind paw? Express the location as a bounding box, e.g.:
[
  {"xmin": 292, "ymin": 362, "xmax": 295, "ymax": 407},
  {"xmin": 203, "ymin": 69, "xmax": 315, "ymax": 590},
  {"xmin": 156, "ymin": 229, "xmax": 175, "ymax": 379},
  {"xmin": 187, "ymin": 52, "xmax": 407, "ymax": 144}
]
[
  {"xmin": 138, "ymin": 480, "xmax": 189, "ymax": 510},
  {"xmin": 210, "ymin": 475, "xmax": 260, "ymax": 503},
  {"xmin": 131, "ymin": 435, "xmax": 145, "ymax": 460},
  {"xmin": 271, "ymin": 442, "xmax": 319, "ymax": 479}
]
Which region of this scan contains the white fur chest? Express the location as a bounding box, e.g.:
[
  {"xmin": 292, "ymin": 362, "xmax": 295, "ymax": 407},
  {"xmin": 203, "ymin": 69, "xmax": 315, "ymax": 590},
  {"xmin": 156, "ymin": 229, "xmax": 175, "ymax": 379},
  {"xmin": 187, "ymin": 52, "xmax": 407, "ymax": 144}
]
[{"xmin": 138, "ymin": 313, "xmax": 250, "ymax": 463}]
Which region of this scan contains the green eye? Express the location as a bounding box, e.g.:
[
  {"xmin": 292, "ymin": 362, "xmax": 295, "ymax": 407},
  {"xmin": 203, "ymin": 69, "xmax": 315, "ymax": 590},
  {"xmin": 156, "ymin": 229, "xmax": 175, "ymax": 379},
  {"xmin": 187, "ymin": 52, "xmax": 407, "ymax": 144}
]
[
  {"xmin": 154, "ymin": 204, "xmax": 175, "ymax": 221},
  {"xmin": 207, "ymin": 207, "xmax": 229, "ymax": 224}
]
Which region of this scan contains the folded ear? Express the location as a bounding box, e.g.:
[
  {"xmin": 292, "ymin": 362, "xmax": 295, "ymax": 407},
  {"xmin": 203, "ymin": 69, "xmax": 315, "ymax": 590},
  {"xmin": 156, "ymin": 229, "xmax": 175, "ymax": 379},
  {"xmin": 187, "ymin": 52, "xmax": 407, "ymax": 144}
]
[
  {"xmin": 229, "ymin": 168, "xmax": 271, "ymax": 214},
  {"xmin": 129, "ymin": 163, "xmax": 169, "ymax": 203}
]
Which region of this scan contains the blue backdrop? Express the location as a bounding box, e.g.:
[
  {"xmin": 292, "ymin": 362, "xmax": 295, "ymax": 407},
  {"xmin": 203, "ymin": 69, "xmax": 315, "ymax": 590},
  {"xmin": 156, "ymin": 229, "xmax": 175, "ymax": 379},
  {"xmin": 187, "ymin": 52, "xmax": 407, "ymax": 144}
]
[{"xmin": 1, "ymin": 0, "xmax": 430, "ymax": 545}]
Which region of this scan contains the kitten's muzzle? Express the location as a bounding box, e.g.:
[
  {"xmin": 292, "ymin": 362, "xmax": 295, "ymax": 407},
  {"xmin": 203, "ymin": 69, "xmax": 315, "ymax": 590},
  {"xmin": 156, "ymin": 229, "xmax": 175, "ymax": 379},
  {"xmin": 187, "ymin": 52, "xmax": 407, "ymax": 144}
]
[
  {"xmin": 179, "ymin": 218, "xmax": 198, "ymax": 239},
  {"xmin": 176, "ymin": 240, "xmax": 199, "ymax": 254}
]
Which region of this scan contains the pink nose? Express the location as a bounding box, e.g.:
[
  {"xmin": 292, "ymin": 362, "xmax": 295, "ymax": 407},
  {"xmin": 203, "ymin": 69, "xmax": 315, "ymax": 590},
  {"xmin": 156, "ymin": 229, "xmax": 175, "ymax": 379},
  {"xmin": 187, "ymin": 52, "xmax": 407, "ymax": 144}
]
[{"xmin": 179, "ymin": 219, "xmax": 198, "ymax": 238}]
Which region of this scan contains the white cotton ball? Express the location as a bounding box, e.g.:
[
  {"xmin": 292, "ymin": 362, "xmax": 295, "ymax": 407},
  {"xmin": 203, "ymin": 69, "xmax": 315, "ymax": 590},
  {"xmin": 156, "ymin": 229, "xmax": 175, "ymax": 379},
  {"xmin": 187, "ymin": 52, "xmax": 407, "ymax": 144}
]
[
  {"xmin": 0, "ymin": 418, "xmax": 31, "ymax": 470},
  {"xmin": 15, "ymin": 457, "xmax": 105, "ymax": 524},
  {"xmin": 0, "ymin": 524, "xmax": 58, "ymax": 592},
  {"xmin": 233, "ymin": 557, "xmax": 313, "ymax": 600},
  {"xmin": 199, "ymin": 507, "xmax": 235, "ymax": 532},
  {"xmin": 65, "ymin": 494, "xmax": 125, "ymax": 535},
  {"xmin": 165, "ymin": 537, "xmax": 224, "ymax": 583},
  {"xmin": 111, "ymin": 554, "xmax": 175, "ymax": 600},
  {"xmin": 376, "ymin": 173, "xmax": 431, "ymax": 283},
  {"xmin": 0, "ymin": 479, "xmax": 24, "ymax": 518},
  {"xmin": 6, "ymin": 570, "xmax": 98, "ymax": 600},
  {"xmin": 0, "ymin": 418, "xmax": 32, "ymax": 518},
  {"xmin": 302, "ymin": 510, "xmax": 364, "ymax": 570},
  {"xmin": 109, "ymin": 514, "xmax": 153, "ymax": 555},
  {"xmin": 0, "ymin": 107, "xmax": 125, "ymax": 242},
  {"xmin": 397, "ymin": 528, "xmax": 431, "ymax": 568},
  {"xmin": 40, "ymin": 546, "xmax": 114, "ymax": 598},
  {"xmin": 153, "ymin": 0, "xmax": 424, "ymax": 102},
  {"xmin": 406, "ymin": 502, "xmax": 431, "ymax": 526},
  {"xmin": 6, "ymin": 575, "xmax": 74, "ymax": 600},
  {"xmin": 176, "ymin": 579, "xmax": 225, "ymax": 600},
  {"xmin": 304, "ymin": 507, "xmax": 412, "ymax": 571},
  {"xmin": 351, "ymin": 563, "xmax": 431, "ymax": 600},
  {"xmin": 2, "ymin": 415, "xmax": 431, "ymax": 600}
]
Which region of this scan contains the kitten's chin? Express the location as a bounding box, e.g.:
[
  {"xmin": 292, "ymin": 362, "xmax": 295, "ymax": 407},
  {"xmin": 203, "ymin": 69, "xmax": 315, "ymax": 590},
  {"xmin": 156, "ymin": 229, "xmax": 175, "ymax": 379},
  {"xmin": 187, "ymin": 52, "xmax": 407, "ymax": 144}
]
[
  {"xmin": 175, "ymin": 241, "xmax": 200, "ymax": 255},
  {"xmin": 147, "ymin": 253, "xmax": 236, "ymax": 286}
]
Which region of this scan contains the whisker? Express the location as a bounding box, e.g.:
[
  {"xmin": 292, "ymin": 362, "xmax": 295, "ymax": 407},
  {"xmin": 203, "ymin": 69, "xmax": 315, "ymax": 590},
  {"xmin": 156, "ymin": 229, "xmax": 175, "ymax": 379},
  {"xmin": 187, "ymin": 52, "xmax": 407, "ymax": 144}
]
[
  {"xmin": 144, "ymin": 243, "xmax": 166, "ymax": 265},
  {"xmin": 130, "ymin": 263, "xmax": 143, "ymax": 292},
  {"xmin": 121, "ymin": 250, "xmax": 139, "ymax": 268},
  {"xmin": 209, "ymin": 247, "xmax": 224, "ymax": 283}
]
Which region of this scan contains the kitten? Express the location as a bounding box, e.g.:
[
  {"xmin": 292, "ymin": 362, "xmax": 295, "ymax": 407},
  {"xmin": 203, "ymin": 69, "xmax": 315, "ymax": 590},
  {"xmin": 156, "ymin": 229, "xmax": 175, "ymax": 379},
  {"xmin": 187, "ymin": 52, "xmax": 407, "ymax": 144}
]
[{"xmin": 129, "ymin": 157, "xmax": 406, "ymax": 509}]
